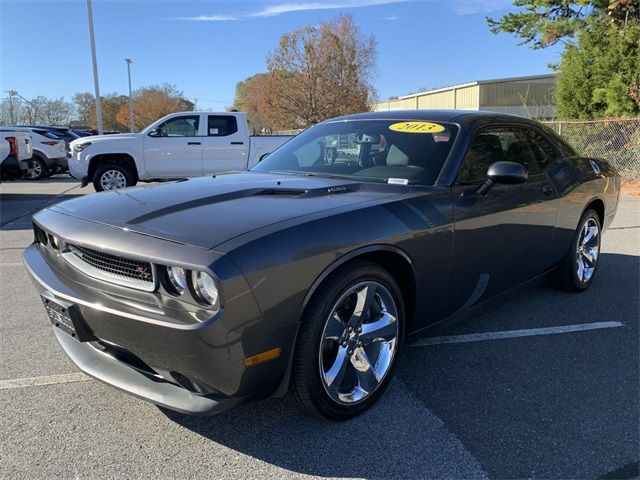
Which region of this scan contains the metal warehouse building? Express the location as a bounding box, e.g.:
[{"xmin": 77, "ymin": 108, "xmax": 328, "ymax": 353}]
[{"xmin": 374, "ymin": 74, "xmax": 556, "ymax": 119}]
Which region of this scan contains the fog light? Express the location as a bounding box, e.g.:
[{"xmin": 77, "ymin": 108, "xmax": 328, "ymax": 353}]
[
  {"xmin": 191, "ymin": 271, "xmax": 219, "ymax": 308},
  {"xmin": 166, "ymin": 266, "xmax": 187, "ymax": 294}
]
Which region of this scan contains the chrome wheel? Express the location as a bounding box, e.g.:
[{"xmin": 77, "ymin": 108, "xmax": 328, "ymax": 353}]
[
  {"xmin": 100, "ymin": 169, "xmax": 127, "ymax": 190},
  {"xmin": 319, "ymin": 281, "xmax": 399, "ymax": 405},
  {"xmin": 576, "ymin": 217, "xmax": 599, "ymax": 283},
  {"xmin": 26, "ymin": 160, "xmax": 43, "ymax": 179}
]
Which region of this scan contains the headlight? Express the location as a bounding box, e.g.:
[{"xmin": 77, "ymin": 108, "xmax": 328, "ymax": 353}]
[
  {"xmin": 73, "ymin": 142, "xmax": 92, "ymax": 152},
  {"xmin": 191, "ymin": 271, "xmax": 219, "ymax": 308},
  {"xmin": 166, "ymin": 266, "xmax": 187, "ymax": 294},
  {"xmin": 50, "ymin": 235, "xmax": 61, "ymax": 250}
]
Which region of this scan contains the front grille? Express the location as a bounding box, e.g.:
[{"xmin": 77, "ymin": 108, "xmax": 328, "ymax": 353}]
[{"xmin": 63, "ymin": 243, "xmax": 156, "ymax": 292}]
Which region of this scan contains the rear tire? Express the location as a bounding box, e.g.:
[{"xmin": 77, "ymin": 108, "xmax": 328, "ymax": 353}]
[
  {"xmin": 551, "ymin": 209, "xmax": 601, "ymax": 292},
  {"xmin": 25, "ymin": 156, "xmax": 47, "ymax": 180},
  {"xmin": 289, "ymin": 260, "xmax": 404, "ymax": 420},
  {"xmin": 93, "ymin": 163, "xmax": 136, "ymax": 192}
]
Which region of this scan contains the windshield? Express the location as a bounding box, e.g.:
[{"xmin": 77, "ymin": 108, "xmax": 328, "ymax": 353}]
[{"xmin": 252, "ymin": 119, "xmax": 459, "ymax": 185}]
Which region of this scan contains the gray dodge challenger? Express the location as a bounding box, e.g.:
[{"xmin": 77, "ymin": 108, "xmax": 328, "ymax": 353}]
[{"xmin": 24, "ymin": 111, "xmax": 620, "ymax": 420}]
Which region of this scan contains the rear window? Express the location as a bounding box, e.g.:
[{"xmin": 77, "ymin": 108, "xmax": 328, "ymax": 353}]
[
  {"xmin": 252, "ymin": 119, "xmax": 459, "ymax": 185},
  {"xmin": 33, "ymin": 129, "xmax": 61, "ymax": 140}
]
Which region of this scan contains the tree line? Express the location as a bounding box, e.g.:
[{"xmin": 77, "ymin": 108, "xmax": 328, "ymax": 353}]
[{"xmin": 0, "ymin": 84, "xmax": 193, "ymax": 131}]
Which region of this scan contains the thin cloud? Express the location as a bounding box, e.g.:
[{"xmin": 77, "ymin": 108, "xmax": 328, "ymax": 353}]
[
  {"xmin": 251, "ymin": 1, "xmax": 408, "ymax": 17},
  {"xmin": 383, "ymin": 14, "xmax": 399, "ymax": 20},
  {"xmin": 171, "ymin": 14, "xmax": 237, "ymax": 21},
  {"xmin": 173, "ymin": 0, "xmax": 409, "ymax": 21}
]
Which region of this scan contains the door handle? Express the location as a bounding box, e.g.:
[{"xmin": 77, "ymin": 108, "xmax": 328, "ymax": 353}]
[
  {"xmin": 540, "ymin": 185, "xmax": 553, "ymax": 196},
  {"xmin": 187, "ymin": 142, "xmax": 201, "ymax": 145},
  {"xmin": 230, "ymin": 141, "xmax": 244, "ymax": 145}
]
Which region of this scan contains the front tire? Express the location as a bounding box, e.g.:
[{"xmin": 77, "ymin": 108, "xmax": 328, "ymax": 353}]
[
  {"xmin": 551, "ymin": 208, "xmax": 602, "ymax": 292},
  {"xmin": 93, "ymin": 163, "xmax": 136, "ymax": 192},
  {"xmin": 290, "ymin": 260, "xmax": 404, "ymax": 420}
]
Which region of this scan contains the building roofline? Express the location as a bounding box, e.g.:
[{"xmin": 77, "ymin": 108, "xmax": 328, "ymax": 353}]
[{"xmin": 396, "ymin": 73, "xmax": 556, "ymax": 100}]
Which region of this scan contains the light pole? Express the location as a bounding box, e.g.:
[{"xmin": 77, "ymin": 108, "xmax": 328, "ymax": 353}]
[
  {"xmin": 86, "ymin": 0, "xmax": 103, "ymax": 134},
  {"xmin": 125, "ymin": 58, "xmax": 135, "ymax": 132}
]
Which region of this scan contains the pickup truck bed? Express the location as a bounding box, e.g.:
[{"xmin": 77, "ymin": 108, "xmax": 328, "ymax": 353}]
[{"xmin": 0, "ymin": 131, "xmax": 33, "ymax": 180}]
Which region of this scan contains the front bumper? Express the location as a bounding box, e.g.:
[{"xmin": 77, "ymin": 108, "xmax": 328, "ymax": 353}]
[
  {"xmin": 67, "ymin": 151, "xmax": 88, "ymax": 182},
  {"xmin": 52, "ymin": 327, "xmax": 241, "ymax": 415},
  {"xmin": 23, "ymin": 214, "xmax": 297, "ymax": 414}
]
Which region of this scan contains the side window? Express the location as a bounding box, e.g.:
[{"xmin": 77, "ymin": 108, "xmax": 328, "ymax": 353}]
[
  {"xmin": 157, "ymin": 116, "xmax": 199, "ymax": 137},
  {"xmin": 207, "ymin": 115, "xmax": 238, "ymax": 136},
  {"xmin": 457, "ymin": 127, "xmax": 542, "ymax": 184},
  {"xmin": 521, "ymin": 128, "xmax": 558, "ymax": 168},
  {"xmin": 457, "ymin": 130, "xmax": 507, "ymax": 184}
]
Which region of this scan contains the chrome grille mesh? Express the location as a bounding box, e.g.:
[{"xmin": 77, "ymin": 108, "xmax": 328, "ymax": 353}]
[{"xmin": 64, "ymin": 243, "xmax": 155, "ymax": 291}]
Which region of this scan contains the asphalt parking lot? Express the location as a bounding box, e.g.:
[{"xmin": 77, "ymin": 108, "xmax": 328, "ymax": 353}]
[{"xmin": 1, "ymin": 177, "xmax": 638, "ymax": 479}]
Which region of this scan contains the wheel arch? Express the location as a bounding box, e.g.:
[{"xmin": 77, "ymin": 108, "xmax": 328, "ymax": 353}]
[
  {"xmin": 32, "ymin": 149, "xmax": 46, "ymax": 159},
  {"xmin": 584, "ymin": 197, "xmax": 605, "ymax": 226},
  {"xmin": 301, "ymin": 244, "xmax": 417, "ymax": 335},
  {"xmin": 88, "ymin": 153, "xmax": 139, "ymax": 182}
]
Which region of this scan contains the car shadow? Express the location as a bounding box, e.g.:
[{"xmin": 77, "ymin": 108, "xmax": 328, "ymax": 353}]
[
  {"xmin": 5, "ymin": 176, "xmax": 78, "ymax": 184},
  {"xmin": 160, "ymin": 376, "xmax": 484, "ymax": 479},
  {"xmin": 162, "ymin": 252, "xmax": 638, "ymax": 478}
]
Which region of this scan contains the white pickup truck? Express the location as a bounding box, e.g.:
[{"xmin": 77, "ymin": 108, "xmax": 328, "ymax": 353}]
[
  {"xmin": 68, "ymin": 112, "xmax": 294, "ymax": 191},
  {"xmin": 0, "ymin": 131, "xmax": 33, "ymax": 180}
]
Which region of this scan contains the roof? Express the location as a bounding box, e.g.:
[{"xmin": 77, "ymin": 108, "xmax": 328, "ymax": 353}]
[
  {"xmin": 398, "ymin": 73, "xmax": 556, "ymax": 100},
  {"xmin": 326, "ymin": 109, "xmax": 530, "ymax": 123}
]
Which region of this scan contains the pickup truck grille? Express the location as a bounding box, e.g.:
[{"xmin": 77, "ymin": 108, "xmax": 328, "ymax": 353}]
[{"xmin": 64, "ymin": 243, "xmax": 156, "ymax": 292}]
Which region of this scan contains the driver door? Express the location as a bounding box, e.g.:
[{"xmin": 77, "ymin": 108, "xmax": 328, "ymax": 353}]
[
  {"xmin": 143, "ymin": 114, "xmax": 203, "ymax": 178},
  {"xmin": 448, "ymin": 125, "xmax": 559, "ymax": 311}
]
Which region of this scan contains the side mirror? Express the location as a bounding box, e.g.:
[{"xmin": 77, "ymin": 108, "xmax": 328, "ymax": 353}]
[
  {"xmin": 148, "ymin": 128, "xmax": 162, "ymax": 137},
  {"xmin": 477, "ymin": 161, "xmax": 527, "ymax": 195}
]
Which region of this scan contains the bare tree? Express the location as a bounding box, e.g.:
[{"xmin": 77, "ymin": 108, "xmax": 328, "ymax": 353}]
[{"xmin": 73, "ymin": 92, "xmax": 95, "ymax": 126}]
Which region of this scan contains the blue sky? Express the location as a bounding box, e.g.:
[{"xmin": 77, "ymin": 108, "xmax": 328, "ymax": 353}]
[{"xmin": 0, "ymin": 0, "xmax": 562, "ymax": 111}]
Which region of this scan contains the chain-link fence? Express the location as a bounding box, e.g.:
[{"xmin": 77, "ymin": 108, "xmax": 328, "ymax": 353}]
[{"xmin": 543, "ymin": 118, "xmax": 640, "ymax": 183}]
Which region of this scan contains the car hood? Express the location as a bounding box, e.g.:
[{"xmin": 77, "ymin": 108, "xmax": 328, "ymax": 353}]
[
  {"xmin": 49, "ymin": 172, "xmax": 405, "ymax": 249},
  {"xmin": 70, "ymin": 133, "xmax": 140, "ymax": 146}
]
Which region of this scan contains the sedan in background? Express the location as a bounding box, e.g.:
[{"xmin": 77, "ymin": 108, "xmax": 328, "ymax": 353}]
[{"xmin": 23, "ymin": 111, "xmax": 619, "ymax": 420}]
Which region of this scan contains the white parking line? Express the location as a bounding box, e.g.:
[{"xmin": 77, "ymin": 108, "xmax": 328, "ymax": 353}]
[
  {"xmin": 411, "ymin": 321, "xmax": 624, "ymax": 347},
  {"xmin": 0, "ymin": 373, "xmax": 89, "ymax": 390}
]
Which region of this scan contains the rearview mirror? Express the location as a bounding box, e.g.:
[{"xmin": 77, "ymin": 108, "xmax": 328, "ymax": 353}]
[
  {"xmin": 148, "ymin": 128, "xmax": 162, "ymax": 137},
  {"xmin": 477, "ymin": 161, "xmax": 527, "ymax": 195},
  {"xmin": 354, "ymin": 132, "xmax": 381, "ymax": 144}
]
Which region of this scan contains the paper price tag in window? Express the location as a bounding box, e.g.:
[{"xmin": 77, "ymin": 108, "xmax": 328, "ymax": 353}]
[
  {"xmin": 388, "ymin": 178, "xmax": 409, "ymax": 185},
  {"xmin": 209, "ymin": 128, "xmax": 219, "ymax": 135}
]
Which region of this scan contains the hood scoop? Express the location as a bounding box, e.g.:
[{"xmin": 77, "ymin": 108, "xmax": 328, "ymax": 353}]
[{"xmin": 261, "ymin": 189, "xmax": 308, "ymax": 197}]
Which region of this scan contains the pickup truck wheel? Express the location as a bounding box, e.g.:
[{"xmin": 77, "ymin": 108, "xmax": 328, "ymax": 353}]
[
  {"xmin": 25, "ymin": 156, "xmax": 46, "ymax": 180},
  {"xmin": 289, "ymin": 260, "xmax": 404, "ymax": 420},
  {"xmin": 93, "ymin": 164, "xmax": 136, "ymax": 191}
]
